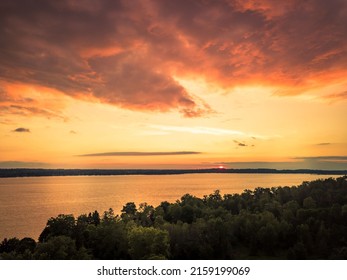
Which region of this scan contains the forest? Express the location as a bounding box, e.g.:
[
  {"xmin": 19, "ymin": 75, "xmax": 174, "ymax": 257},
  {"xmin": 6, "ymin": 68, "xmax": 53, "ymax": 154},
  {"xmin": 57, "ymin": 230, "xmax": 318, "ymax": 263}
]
[{"xmin": 1, "ymin": 176, "xmax": 347, "ymax": 260}]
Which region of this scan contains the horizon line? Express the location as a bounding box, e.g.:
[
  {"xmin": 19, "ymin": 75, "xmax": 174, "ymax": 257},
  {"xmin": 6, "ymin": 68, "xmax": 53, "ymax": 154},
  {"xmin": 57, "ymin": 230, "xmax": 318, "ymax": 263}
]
[{"xmin": 0, "ymin": 168, "xmax": 346, "ymax": 178}]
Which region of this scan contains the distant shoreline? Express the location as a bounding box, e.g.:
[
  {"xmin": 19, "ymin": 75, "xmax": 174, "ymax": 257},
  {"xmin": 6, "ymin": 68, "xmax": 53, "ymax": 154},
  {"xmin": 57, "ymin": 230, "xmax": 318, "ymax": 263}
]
[{"xmin": 0, "ymin": 168, "xmax": 346, "ymax": 178}]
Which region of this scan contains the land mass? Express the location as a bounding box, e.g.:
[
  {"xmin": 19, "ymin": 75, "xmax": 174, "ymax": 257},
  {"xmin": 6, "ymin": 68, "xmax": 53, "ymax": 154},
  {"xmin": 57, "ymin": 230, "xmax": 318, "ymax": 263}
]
[{"xmin": 0, "ymin": 168, "xmax": 346, "ymax": 178}]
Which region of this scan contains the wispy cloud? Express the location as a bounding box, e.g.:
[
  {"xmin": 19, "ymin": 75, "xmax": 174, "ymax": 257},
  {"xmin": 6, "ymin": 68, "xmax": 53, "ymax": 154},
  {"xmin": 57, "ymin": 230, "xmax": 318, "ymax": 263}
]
[
  {"xmin": 12, "ymin": 127, "xmax": 30, "ymax": 133},
  {"xmin": 0, "ymin": 161, "xmax": 49, "ymax": 168},
  {"xmin": 78, "ymin": 151, "xmax": 201, "ymax": 157},
  {"xmin": 0, "ymin": 105, "xmax": 68, "ymax": 121},
  {"xmin": 316, "ymin": 143, "xmax": 331, "ymax": 146},
  {"xmin": 217, "ymin": 156, "xmax": 347, "ymax": 170},
  {"xmin": 323, "ymin": 91, "xmax": 347, "ymax": 102},
  {"xmin": 150, "ymin": 125, "xmax": 245, "ymax": 136},
  {"xmin": 150, "ymin": 124, "xmax": 274, "ymax": 140},
  {"xmin": 295, "ymin": 156, "xmax": 347, "ymax": 161}
]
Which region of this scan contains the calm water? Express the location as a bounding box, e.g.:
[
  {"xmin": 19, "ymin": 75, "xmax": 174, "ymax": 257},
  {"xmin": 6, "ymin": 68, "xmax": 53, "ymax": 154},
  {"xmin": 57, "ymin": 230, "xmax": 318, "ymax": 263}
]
[{"xmin": 0, "ymin": 173, "xmax": 338, "ymax": 240}]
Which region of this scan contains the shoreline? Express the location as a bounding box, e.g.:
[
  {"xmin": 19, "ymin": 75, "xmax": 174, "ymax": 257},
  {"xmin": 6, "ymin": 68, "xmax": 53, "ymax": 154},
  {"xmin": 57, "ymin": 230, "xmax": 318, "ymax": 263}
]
[{"xmin": 1, "ymin": 168, "xmax": 346, "ymax": 178}]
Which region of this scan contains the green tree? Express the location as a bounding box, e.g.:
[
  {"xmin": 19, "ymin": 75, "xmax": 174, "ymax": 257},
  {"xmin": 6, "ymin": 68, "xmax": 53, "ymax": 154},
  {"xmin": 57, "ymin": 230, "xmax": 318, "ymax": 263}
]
[
  {"xmin": 103, "ymin": 208, "xmax": 116, "ymax": 222},
  {"xmin": 91, "ymin": 221, "xmax": 128, "ymax": 259},
  {"xmin": 34, "ymin": 236, "xmax": 90, "ymax": 260},
  {"xmin": 303, "ymin": 197, "xmax": 317, "ymax": 209},
  {"xmin": 121, "ymin": 202, "xmax": 137, "ymax": 221},
  {"xmin": 38, "ymin": 214, "xmax": 75, "ymax": 242},
  {"xmin": 128, "ymin": 226, "xmax": 170, "ymax": 259},
  {"xmin": 136, "ymin": 203, "xmax": 155, "ymax": 227}
]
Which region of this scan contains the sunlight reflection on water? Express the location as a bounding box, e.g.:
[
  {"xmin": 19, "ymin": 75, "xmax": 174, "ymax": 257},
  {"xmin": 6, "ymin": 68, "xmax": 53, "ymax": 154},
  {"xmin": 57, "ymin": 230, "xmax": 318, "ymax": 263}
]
[{"xmin": 0, "ymin": 173, "xmax": 338, "ymax": 240}]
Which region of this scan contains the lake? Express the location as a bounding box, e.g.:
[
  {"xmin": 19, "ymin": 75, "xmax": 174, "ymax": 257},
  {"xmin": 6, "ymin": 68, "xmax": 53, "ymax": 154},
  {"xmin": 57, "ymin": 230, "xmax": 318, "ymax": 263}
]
[{"xmin": 0, "ymin": 173, "xmax": 339, "ymax": 240}]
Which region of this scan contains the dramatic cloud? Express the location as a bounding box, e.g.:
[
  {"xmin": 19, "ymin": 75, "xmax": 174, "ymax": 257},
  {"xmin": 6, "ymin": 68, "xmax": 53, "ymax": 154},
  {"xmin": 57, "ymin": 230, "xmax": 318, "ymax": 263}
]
[
  {"xmin": 12, "ymin": 127, "xmax": 30, "ymax": 133},
  {"xmin": 78, "ymin": 151, "xmax": 201, "ymax": 157},
  {"xmin": 1, "ymin": 0, "xmax": 347, "ymax": 117}
]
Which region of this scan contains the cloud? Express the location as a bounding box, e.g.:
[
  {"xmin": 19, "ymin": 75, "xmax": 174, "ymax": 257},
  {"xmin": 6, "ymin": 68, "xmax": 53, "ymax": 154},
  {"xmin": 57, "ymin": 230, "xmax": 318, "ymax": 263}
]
[
  {"xmin": 70, "ymin": 130, "xmax": 77, "ymax": 134},
  {"xmin": 0, "ymin": 0, "xmax": 346, "ymax": 117},
  {"xmin": 289, "ymin": 156, "xmax": 347, "ymax": 169},
  {"xmin": 78, "ymin": 151, "xmax": 201, "ymax": 157},
  {"xmin": 218, "ymin": 156, "xmax": 347, "ymax": 170},
  {"xmin": 0, "ymin": 85, "xmax": 68, "ymax": 120},
  {"xmin": 234, "ymin": 140, "xmax": 247, "ymax": 147},
  {"xmin": 323, "ymin": 91, "xmax": 347, "ymax": 102},
  {"xmin": 150, "ymin": 124, "xmax": 245, "ymax": 136},
  {"xmin": 0, "ymin": 105, "xmax": 68, "ymax": 121},
  {"xmin": 12, "ymin": 127, "xmax": 30, "ymax": 133},
  {"xmin": 0, "ymin": 161, "xmax": 49, "ymax": 168},
  {"xmin": 150, "ymin": 124, "xmax": 274, "ymax": 140},
  {"xmin": 316, "ymin": 143, "xmax": 331, "ymax": 146},
  {"xmin": 295, "ymin": 156, "xmax": 347, "ymax": 161}
]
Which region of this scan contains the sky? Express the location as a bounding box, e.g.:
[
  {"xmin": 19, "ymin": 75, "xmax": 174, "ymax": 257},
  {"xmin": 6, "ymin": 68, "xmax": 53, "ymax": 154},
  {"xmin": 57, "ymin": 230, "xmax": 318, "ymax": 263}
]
[{"xmin": 0, "ymin": 0, "xmax": 346, "ymax": 170}]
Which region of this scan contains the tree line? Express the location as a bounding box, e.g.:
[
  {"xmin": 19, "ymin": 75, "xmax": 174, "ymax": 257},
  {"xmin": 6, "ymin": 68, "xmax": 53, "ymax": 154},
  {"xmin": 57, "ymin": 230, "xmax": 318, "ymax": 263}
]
[
  {"xmin": 1, "ymin": 176, "xmax": 347, "ymax": 259},
  {"xmin": 1, "ymin": 168, "xmax": 345, "ymax": 178}
]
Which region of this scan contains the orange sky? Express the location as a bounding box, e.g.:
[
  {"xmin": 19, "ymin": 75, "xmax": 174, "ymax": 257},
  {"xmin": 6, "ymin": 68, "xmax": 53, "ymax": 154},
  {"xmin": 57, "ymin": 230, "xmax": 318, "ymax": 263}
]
[{"xmin": 0, "ymin": 0, "xmax": 346, "ymax": 170}]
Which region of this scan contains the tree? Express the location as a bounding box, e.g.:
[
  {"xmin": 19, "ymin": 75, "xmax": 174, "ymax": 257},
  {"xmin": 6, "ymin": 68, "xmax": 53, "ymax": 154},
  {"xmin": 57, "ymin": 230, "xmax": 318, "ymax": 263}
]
[
  {"xmin": 17, "ymin": 237, "xmax": 36, "ymax": 254},
  {"xmin": 102, "ymin": 208, "xmax": 118, "ymax": 224},
  {"xmin": 91, "ymin": 222, "xmax": 128, "ymax": 259},
  {"xmin": 92, "ymin": 210, "xmax": 101, "ymax": 225},
  {"xmin": 34, "ymin": 236, "xmax": 90, "ymax": 260},
  {"xmin": 128, "ymin": 226, "xmax": 170, "ymax": 259},
  {"xmin": 0, "ymin": 237, "xmax": 20, "ymax": 253},
  {"xmin": 204, "ymin": 190, "xmax": 222, "ymax": 209},
  {"xmin": 39, "ymin": 214, "xmax": 75, "ymax": 242},
  {"xmin": 121, "ymin": 202, "xmax": 137, "ymax": 221},
  {"xmin": 181, "ymin": 205, "xmax": 195, "ymax": 224},
  {"xmin": 303, "ymin": 197, "xmax": 317, "ymax": 209},
  {"xmin": 136, "ymin": 203, "xmax": 155, "ymax": 227}
]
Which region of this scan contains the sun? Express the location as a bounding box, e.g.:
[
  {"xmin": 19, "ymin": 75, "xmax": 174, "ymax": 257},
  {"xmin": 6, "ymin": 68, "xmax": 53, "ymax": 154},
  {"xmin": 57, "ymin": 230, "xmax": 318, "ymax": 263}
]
[{"xmin": 218, "ymin": 165, "xmax": 225, "ymax": 169}]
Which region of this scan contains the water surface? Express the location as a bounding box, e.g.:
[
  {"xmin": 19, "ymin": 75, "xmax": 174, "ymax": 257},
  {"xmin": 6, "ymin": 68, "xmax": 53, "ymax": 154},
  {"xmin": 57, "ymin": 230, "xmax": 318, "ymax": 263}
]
[{"xmin": 0, "ymin": 173, "xmax": 338, "ymax": 240}]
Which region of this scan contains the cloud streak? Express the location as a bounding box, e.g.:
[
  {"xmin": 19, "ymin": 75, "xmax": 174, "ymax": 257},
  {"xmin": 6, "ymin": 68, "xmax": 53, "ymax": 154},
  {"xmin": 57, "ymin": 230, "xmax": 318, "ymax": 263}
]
[
  {"xmin": 0, "ymin": 161, "xmax": 49, "ymax": 168},
  {"xmin": 295, "ymin": 156, "xmax": 347, "ymax": 161},
  {"xmin": 218, "ymin": 156, "xmax": 347, "ymax": 170},
  {"xmin": 12, "ymin": 127, "xmax": 30, "ymax": 133},
  {"xmin": 0, "ymin": 0, "xmax": 346, "ymax": 117},
  {"xmin": 150, "ymin": 125, "xmax": 245, "ymax": 136},
  {"xmin": 323, "ymin": 91, "xmax": 347, "ymax": 102},
  {"xmin": 234, "ymin": 140, "xmax": 247, "ymax": 147},
  {"xmin": 78, "ymin": 151, "xmax": 201, "ymax": 157}
]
